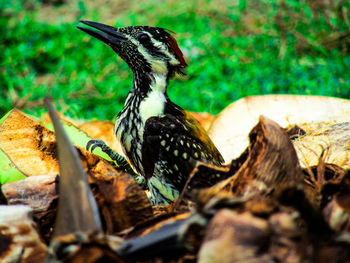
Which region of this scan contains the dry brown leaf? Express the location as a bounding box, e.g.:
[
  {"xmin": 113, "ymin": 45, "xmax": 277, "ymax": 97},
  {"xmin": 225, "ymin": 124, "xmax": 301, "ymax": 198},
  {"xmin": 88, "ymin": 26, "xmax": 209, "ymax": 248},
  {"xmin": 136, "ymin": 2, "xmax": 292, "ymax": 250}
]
[
  {"xmin": 0, "ymin": 109, "xmax": 58, "ymax": 176},
  {"xmin": 79, "ymin": 120, "xmax": 124, "ymax": 155}
]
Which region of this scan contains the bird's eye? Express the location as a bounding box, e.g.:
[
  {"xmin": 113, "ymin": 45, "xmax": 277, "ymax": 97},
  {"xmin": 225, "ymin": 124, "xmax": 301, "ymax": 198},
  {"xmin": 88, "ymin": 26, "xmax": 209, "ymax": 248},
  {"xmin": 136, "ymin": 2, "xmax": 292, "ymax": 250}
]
[{"xmin": 137, "ymin": 33, "xmax": 150, "ymax": 43}]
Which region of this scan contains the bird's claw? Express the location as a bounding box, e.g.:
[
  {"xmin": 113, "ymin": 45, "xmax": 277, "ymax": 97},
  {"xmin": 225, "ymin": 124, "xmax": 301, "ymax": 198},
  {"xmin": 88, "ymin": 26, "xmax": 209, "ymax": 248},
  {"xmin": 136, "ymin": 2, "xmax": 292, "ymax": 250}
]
[
  {"xmin": 86, "ymin": 139, "xmax": 106, "ymax": 152},
  {"xmin": 86, "ymin": 139, "xmax": 138, "ymax": 178}
]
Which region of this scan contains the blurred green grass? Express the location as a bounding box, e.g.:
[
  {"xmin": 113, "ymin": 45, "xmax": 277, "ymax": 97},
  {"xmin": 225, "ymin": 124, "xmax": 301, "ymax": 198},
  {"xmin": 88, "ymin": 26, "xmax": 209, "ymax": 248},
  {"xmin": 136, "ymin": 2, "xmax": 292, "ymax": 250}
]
[{"xmin": 1, "ymin": 0, "xmax": 350, "ymax": 120}]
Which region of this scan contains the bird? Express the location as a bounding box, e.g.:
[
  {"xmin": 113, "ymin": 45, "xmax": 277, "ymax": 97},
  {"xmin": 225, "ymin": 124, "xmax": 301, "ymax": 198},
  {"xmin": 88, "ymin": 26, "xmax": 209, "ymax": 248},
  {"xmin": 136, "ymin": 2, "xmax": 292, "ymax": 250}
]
[{"xmin": 77, "ymin": 21, "xmax": 224, "ymax": 205}]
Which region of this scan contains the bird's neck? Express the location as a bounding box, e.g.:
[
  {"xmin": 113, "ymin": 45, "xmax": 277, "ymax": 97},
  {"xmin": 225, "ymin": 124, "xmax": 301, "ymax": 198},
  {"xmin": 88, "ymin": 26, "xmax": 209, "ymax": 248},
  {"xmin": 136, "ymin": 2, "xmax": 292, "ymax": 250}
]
[
  {"xmin": 126, "ymin": 70, "xmax": 170, "ymax": 124},
  {"xmin": 133, "ymin": 70, "xmax": 169, "ymax": 95}
]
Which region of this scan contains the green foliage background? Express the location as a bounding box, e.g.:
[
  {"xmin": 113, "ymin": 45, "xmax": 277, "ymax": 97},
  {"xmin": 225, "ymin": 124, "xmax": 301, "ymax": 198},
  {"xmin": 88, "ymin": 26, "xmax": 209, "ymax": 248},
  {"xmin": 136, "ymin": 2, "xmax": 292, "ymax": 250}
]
[{"xmin": 2, "ymin": 0, "xmax": 350, "ymax": 120}]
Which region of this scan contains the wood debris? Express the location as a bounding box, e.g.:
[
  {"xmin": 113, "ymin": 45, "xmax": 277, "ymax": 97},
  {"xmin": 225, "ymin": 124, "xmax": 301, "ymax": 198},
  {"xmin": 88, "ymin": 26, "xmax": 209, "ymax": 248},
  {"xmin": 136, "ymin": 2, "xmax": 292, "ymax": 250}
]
[
  {"xmin": 0, "ymin": 205, "xmax": 47, "ymax": 263},
  {"xmin": 0, "ymin": 95, "xmax": 350, "ymax": 262}
]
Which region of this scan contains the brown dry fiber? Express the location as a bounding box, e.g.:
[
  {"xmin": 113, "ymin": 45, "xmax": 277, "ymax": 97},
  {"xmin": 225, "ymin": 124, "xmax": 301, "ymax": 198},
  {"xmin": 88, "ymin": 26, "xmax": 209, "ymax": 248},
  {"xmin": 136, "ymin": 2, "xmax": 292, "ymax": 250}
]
[
  {"xmin": 209, "ymin": 95, "xmax": 350, "ymax": 166},
  {"xmin": 293, "ymin": 122, "xmax": 350, "ymax": 169}
]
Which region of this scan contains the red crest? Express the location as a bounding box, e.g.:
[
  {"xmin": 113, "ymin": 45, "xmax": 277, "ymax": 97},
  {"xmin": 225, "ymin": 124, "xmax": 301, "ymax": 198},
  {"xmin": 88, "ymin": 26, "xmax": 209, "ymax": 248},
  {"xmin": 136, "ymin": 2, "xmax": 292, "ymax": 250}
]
[{"xmin": 164, "ymin": 30, "xmax": 188, "ymax": 74}]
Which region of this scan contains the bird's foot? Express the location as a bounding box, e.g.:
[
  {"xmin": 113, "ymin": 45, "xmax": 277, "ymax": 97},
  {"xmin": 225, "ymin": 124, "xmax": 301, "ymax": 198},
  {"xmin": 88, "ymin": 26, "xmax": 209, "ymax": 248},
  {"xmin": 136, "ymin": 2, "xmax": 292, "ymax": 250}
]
[{"xmin": 86, "ymin": 139, "xmax": 137, "ymax": 177}]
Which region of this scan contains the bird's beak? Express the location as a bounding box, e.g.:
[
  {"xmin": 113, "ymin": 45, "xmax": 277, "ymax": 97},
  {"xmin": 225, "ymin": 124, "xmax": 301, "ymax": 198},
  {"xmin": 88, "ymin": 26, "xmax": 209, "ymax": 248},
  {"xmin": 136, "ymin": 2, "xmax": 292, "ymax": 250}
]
[{"xmin": 77, "ymin": 20, "xmax": 128, "ymax": 46}]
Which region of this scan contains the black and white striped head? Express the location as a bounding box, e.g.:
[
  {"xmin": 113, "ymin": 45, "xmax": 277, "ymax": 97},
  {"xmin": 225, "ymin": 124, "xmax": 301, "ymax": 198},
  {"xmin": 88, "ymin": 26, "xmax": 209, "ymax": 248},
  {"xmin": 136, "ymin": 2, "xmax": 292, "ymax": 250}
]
[{"xmin": 77, "ymin": 21, "xmax": 187, "ymax": 76}]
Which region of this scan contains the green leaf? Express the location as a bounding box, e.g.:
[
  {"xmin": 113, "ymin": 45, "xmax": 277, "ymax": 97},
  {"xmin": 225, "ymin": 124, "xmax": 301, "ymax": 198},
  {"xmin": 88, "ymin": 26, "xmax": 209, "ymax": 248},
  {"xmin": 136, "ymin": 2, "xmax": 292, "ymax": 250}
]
[
  {"xmin": 0, "ymin": 111, "xmax": 27, "ymax": 184},
  {"xmin": 45, "ymin": 120, "xmax": 114, "ymax": 162},
  {"xmin": 0, "ymin": 148, "xmax": 26, "ymax": 184}
]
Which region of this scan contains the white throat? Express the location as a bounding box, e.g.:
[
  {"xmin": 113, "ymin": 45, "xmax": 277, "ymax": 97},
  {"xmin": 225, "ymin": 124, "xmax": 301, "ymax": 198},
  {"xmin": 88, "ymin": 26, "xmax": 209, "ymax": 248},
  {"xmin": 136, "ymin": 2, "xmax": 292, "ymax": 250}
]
[{"xmin": 139, "ymin": 72, "xmax": 168, "ymax": 124}]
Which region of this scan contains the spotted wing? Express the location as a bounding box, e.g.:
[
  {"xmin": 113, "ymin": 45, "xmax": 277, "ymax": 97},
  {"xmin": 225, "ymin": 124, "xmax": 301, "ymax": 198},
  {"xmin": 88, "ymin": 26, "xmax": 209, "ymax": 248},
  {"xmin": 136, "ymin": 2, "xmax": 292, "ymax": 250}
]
[{"xmin": 142, "ymin": 112, "xmax": 224, "ymax": 189}]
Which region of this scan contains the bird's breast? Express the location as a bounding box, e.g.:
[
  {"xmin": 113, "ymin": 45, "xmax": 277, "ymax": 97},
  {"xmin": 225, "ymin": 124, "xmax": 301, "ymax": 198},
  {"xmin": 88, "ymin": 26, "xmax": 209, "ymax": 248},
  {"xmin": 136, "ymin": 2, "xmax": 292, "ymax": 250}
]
[
  {"xmin": 115, "ymin": 108, "xmax": 143, "ymax": 150},
  {"xmin": 114, "ymin": 106, "xmax": 145, "ymax": 175},
  {"xmin": 139, "ymin": 89, "xmax": 166, "ymax": 123}
]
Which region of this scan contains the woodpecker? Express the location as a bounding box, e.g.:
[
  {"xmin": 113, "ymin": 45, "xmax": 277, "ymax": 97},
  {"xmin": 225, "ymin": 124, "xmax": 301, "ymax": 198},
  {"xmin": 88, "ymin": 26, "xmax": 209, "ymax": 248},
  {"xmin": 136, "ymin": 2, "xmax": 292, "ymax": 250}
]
[{"xmin": 78, "ymin": 21, "xmax": 224, "ymax": 205}]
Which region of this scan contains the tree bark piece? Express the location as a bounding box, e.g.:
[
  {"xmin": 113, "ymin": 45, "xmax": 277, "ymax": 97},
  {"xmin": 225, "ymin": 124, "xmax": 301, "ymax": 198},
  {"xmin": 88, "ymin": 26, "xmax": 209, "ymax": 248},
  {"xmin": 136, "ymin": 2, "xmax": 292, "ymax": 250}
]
[
  {"xmin": 2, "ymin": 174, "xmax": 58, "ymax": 214},
  {"xmin": 89, "ymin": 167, "xmax": 153, "ymax": 234},
  {"xmin": 1, "ymin": 175, "xmax": 58, "ymax": 242}
]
